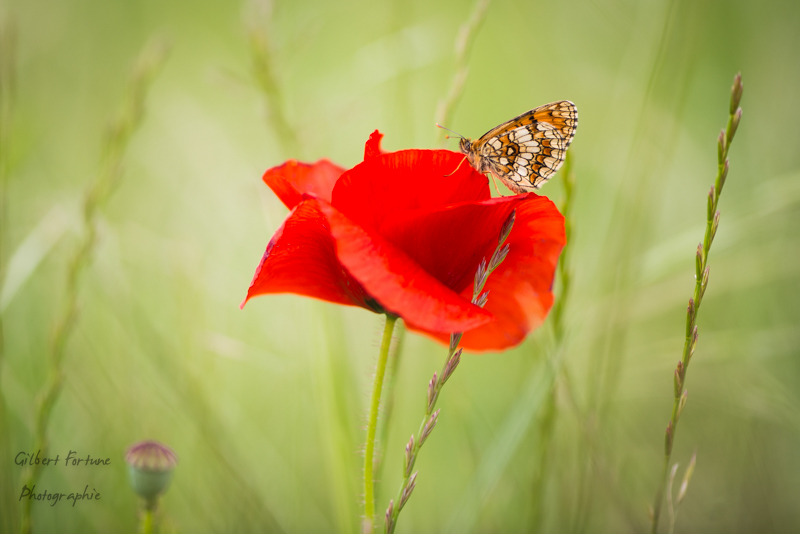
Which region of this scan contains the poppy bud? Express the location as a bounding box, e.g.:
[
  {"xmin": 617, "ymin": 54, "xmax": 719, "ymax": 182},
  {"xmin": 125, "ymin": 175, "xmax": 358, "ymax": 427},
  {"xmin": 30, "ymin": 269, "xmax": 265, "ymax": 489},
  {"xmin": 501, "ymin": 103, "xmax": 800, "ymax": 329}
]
[{"xmin": 126, "ymin": 440, "xmax": 178, "ymax": 506}]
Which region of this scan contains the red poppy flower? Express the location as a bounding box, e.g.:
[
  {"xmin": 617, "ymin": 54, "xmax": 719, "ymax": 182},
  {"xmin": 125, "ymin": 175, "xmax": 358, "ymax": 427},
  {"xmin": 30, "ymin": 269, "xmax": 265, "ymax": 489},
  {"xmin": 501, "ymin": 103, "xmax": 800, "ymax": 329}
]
[{"xmin": 243, "ymin": 131, "xmax": 565, "ymax": 351}]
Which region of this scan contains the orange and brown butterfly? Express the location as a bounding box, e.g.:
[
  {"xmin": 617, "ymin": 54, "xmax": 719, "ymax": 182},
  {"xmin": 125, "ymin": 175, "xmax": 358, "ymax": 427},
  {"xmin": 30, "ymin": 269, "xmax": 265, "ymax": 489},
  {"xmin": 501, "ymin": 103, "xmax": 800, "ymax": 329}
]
[{"xmin": 448, "ymin": 101, "xmax": 578, "ymax": 194}]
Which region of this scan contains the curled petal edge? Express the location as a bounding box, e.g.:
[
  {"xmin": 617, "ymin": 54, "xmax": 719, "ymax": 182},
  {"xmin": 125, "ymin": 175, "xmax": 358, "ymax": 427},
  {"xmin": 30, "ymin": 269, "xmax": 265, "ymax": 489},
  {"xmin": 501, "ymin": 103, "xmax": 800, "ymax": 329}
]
[{"xmin": 315, "ymin": 198, "xmax": 495, "ymax": 333}]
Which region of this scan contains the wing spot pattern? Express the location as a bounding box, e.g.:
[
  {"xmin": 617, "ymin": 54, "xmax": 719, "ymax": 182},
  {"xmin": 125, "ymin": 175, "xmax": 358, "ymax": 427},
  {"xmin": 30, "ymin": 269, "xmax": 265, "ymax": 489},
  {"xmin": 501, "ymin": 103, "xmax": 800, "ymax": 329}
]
[{"xmin": 458, "ymin": 100, "xmax": 578, "ymax": 193}]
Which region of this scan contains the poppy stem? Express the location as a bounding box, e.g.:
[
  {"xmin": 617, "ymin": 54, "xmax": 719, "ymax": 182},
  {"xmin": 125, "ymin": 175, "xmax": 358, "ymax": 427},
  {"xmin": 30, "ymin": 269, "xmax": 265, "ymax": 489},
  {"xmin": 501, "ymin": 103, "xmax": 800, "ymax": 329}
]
[
  {"xmin": 139, "ymin": 506, "xmax": 154, "ymax": 534},
  {"xmin": 363, "ymin": 314, "xmax": 398, "ymax": 534},
  {"xmin": 374, "ymin": 322, "xmax": 407, "ymax": 502}
]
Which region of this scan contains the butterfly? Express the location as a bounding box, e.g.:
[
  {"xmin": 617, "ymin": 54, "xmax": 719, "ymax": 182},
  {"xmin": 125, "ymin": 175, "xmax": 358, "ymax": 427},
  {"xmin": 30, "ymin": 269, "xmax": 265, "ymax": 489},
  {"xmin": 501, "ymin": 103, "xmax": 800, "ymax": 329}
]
[{"xmin": 454, "ymin": 101, "xmax": 577, "ymax": 194}]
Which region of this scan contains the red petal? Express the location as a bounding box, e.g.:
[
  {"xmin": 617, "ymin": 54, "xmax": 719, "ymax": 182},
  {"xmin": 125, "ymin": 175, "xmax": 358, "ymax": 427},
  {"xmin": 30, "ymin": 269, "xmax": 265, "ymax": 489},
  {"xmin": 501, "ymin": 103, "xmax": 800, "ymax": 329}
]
[
  {"xmin": 405, "ymin": 195, "xmax": 565, "ymax": 351},
  {"xmin": 242, "ymin": 200, "xmax": 378, "ymax": 311},
  {"xmin": 364, "ymin": 130, "xmax": 384, "ymax": 160},
  {"xmin": 379, "ymin": 195, "xmax": 529, "ymax": 295},
  {"xmin": 262, "ymin": 159, "xmax": 345, "ymax": 210},
  {"xmin": 331, "ymin": 149, "xmax": 490, "ymax": 233},
  {"xmin": 316, "ymin": 199, "xmax": 494, "ymax": 333}
]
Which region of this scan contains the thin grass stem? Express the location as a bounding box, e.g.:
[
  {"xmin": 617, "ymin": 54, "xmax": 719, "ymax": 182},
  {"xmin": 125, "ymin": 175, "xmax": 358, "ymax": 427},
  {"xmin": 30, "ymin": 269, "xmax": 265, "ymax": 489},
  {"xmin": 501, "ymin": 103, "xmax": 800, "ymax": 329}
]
[
  {"xmin": 0, "ymin": 14, "xmax": 16, "ymax": 534},
  {"xmin": 246, "ymin": 0, "xmax": 301, "ymax": 158},
  {"xmin": 530, "ymin": 152, "xmax": 575, "ymax": 529},
  {"xmin": 435, "ymin": 0, "xmax": 492, "ymax": 145},
  {"xmin": 18, "ymin": 38, "xmax": 169, "ymax": 534},
  {"xmin": 649, "ymin": 72, "xmax": 743, "ymax": 534},
  {"xmin": 384, "ymin": 210, "xmax": 515, "ymax": 534}
]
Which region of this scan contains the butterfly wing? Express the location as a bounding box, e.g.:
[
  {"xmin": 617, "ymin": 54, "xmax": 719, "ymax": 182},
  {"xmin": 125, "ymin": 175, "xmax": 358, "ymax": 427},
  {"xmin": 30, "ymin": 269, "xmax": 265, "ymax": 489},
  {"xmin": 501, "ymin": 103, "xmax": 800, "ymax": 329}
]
[{"xmin": 474, "ymin": 101, "xmax": 577, "ymax": 193}]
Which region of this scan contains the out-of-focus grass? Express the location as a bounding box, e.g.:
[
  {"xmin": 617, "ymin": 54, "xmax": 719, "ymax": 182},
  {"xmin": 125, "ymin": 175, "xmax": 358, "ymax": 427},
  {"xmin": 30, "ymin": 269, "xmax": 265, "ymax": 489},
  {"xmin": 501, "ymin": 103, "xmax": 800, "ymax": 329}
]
[{"xmin": 1, "ymin": 0, "xmax": 799, "ymax": 532}]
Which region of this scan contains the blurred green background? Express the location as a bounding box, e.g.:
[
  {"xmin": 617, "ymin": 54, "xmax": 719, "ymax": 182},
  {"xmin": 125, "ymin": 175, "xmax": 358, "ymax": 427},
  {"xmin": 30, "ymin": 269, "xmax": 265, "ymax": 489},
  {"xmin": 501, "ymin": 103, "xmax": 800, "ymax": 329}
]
[{"xmin": 1, "ymin": 0, "xmax": 799, "ymax": 532}]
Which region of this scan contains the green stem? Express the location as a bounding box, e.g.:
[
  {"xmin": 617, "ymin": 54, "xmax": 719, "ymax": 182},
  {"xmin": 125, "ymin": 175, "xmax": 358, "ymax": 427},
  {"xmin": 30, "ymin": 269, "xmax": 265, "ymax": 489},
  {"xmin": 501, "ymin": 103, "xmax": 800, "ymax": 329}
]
[
  {"xmin": 650, "ymin": 73, "xmax": 742, "ymax": 533},
  {"xmin": 363, "ymin": 315, "xmax": 398, "ymax": 534},
  {"xmin": 0, "ymin": 16, "xmax": 15, "ymax": 534},
  {"xmin": 385, "ymin": 211, "xmax": 516, "ymax": 534},
  {"xmin": 375, "ymin": 322, "xmax": 406, "ymax": 502},
  {"xmin": 139, "ymin": 506, "xmax": 154, "ymax": 534},
  {"xmin": 530, "ymin": 153, "xmax": 574, "ymax": 529}
]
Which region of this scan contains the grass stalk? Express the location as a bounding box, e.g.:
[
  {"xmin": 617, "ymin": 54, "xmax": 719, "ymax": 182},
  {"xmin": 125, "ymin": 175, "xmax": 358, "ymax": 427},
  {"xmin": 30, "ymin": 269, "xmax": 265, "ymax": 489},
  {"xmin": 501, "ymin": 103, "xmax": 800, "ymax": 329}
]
[
  {"xmin": 18, "ymin": 38, "xmax": 169, "ymax": 534},
  {"xmin": 312, "ymin": 303, "xmax": 359, "ymax": 533},
  {"xmin": 0, "ymin": 13, "xmax": 16, "ymax": 534},
  {"xmin": 667, "ymin": 451, "xmax": 696, "ymax": 534},
  {"xmin": 0, "ymin": 15, "xmax": 13, "ymax": 281},
  {"xmin": 435, "ymin": 0, "xmax": 492, "ymax": 145},
  {"xmin": 363, "ymin": 315, "xmax": 398, "ymax": 534},
  {"xmin": 529, "ymin": 152, "xmax": 575, "ymax": 529},
  {"xmin": 549, "ymin": 154, "xmax": 575, "ymax": 342},
  {"xmin": 649, "ymin": 72, "xmax": 743, "ymax": 534},
  {"xmin": 246, "ymin": 0, "xmax": 301, "ymax": 158},
  {"xmin": 384, "ymin": 210, "xmax": 516, "ymax": 534}
]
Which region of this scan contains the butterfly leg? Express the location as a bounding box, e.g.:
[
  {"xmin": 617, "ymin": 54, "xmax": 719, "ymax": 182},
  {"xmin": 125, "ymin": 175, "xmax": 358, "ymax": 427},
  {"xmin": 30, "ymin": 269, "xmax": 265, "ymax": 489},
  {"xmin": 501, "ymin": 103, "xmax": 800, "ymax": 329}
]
[{"xmin": 487, "ymin": 172, "xmax": 504, "ymax": 197}]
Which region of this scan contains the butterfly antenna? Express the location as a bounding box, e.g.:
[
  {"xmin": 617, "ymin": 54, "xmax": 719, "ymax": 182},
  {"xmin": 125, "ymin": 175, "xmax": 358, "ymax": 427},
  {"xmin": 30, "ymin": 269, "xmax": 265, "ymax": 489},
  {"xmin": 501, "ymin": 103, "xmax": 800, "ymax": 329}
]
[
  {"xmin": 444, "ymin": 155, "xmax": 469, "ymax": 177},
  {"xmin": 436, "ymin": 123, "xmax": 465, "ymax": 140}
]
